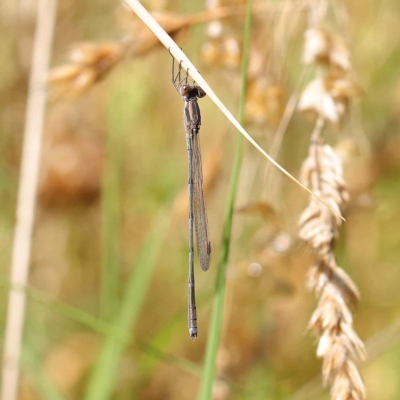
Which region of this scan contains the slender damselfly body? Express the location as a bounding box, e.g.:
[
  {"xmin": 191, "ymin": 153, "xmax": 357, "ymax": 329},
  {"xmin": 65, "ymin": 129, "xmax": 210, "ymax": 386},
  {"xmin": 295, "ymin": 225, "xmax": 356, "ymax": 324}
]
[{"xmin": 170, "ymin": 51, "xmax": 211, "ymax": 340}]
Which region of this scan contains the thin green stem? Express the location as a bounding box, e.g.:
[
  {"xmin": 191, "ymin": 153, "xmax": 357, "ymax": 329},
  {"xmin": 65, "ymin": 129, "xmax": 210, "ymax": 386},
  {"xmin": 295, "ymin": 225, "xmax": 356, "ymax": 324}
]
[
  {"xmin": 100, "ymin": 96, "xmax": 123, "ymax": 320},
  {"xmin": 198, "ymin": 1, "xmax": 252, "ymax": 399}
]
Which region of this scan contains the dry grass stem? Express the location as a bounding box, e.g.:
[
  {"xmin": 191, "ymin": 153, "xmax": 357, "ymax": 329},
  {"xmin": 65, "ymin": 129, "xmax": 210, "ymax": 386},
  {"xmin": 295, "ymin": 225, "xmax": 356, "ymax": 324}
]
[{"xmin": 1, "ymin": 1, "xmax": 57, "ymax": 400}]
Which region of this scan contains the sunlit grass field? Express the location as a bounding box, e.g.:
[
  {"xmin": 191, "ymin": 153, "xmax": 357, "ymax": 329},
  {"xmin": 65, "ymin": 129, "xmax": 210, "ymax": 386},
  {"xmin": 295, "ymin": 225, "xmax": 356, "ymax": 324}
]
[{"xmin": 1, "ymin": 0, "xmax": 400, "ymax": 399}]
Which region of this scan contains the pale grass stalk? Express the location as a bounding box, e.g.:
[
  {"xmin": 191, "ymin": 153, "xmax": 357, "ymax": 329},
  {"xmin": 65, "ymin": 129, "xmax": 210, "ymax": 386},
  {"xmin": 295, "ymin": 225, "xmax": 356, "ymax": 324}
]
[
  {"xmin": 123, "ymin": 0, "xmax": 344, "ymax": 221},
  {"xmin": 1, "ymin": 1, "xmax": 57, "ymax": 399},
  {"xmin": 298, "ymin": 117, "xmax": 366, "ymax": 400}
]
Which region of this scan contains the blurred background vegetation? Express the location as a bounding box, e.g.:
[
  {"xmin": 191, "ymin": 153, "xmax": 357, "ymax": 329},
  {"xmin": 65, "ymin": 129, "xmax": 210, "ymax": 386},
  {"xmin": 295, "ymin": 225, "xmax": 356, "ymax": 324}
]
[{"xmin": 1, "ymin": 0, "xmax": 400, "ymax": 399}]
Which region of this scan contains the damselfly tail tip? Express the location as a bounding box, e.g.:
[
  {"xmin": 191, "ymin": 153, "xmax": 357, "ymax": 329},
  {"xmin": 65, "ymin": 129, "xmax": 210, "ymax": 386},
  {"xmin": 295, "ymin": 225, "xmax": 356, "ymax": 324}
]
[{"xmin": 189, "ymin": 328, "xmax": 197, "ymax": 341}]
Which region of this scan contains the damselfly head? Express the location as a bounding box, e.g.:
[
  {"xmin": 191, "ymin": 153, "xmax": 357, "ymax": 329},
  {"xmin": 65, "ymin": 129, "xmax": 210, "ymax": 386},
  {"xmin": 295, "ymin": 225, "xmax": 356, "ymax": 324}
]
[{"xmin": 179, "ymin": 84, "xmax": 207, "ymax": 100}]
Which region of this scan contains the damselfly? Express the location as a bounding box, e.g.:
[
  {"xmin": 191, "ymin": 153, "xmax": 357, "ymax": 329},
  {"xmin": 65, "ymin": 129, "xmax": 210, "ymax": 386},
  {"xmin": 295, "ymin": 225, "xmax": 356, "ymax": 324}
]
[{"xmin": 170, "ymin": 52, "xmax": 211, "ymax": 340}]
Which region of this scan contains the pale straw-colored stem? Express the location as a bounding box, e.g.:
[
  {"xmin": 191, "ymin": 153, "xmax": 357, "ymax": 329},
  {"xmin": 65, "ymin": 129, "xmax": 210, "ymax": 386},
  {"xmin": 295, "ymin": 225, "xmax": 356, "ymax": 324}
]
[
  {"xmin": 1, "ymin": 1, "xmax": 57, "ymax": 399},
  {"xmin": 310, "ymin": 115, "xmax": 325, "ymax": 190}
]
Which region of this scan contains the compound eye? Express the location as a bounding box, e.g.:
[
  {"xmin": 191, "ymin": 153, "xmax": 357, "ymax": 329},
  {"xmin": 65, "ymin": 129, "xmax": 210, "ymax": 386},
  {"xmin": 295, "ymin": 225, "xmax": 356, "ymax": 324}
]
[
  {"xmin": 179, "ymin": 85, "xmax": 188, "ymax": 95},
  {"xmin": 197, "ymin": 88, "xmax": 206, "ymax": 98}
]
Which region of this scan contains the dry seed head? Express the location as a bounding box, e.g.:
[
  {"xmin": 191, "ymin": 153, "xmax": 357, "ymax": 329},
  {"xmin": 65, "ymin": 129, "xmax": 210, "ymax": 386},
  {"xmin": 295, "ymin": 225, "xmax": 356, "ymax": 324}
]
[
  {"xmin": 329, "ymin": 34, "xmax": 352, "ymax": 71},
  {"xmin": 47, "ymin": 64, "xmax": 82, "ymax": 83},
  {"xmin": 298, "ymin": 143, "xmax": 347, "ymax": 256},
  {"xmin": 73, "ymin": 69, "xmax": 97, "ymax": 93},
  {"xmin": 299, "ymin": 11, "xmax": 365, "ymax": 399},
  {"xmin": 327, "ymin": 357, "xmax": 366, "ymax": 399},
  {"xmin": 303, "ymin": 28, "xmax": 330, "ymax": 65},
  {"xmin": 307, "ymin": 261, "xmax": 361, "ymax": 305},
  {"xmin": 303, "ymin": 28, "xmax": 352, "ymax": 71},
  {"xmin": 70, "ymin": 42, "xmax": 122, "ymax": 65},
  {"xmin": 298, "ymin": 135, "xmax": 366, "ymax": 399},
  {"xmin": 201, "ymin": 39, "xmax": 222, "ymax": 66},
  {"xmin": 309, "ymin": 284, "xmax": 353, "ymax": 333},
  {"xmin": 307, "ymin": 276, "xmax": 366, "ymax": 399},
  {"xmin": 48, "ymin": 42, "xmax": 124, "ymax": 99},
  {"xmin": 200, "ymin": 36, "xmax": 242, "ymax": 70},
  {"xmin": 299, "ymin": 75, "xmax": 362, "ymax": 125},
  {"xmin": 327, "ymin": 76, "xmax": 364, "ymax": 101},
  {"xmin": 298, "ymin": 78, "xmax": 343, "ymax": 123},
  {"xmin": 299, "ymin": 144, "xmax": 349, "ymax": 240}
]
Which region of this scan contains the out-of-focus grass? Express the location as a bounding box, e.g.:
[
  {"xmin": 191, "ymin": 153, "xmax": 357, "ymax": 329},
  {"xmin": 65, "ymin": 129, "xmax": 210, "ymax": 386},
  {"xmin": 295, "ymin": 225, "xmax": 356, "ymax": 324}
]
[
  {"xmin": 0, "ymin": 277, "xmax": 201, "ymax": 379},
  {"xmin": 100, "ymin": 79, "xmax": 124, "ymax": 320},
  {"xmin": 84, "ymin": 209, "xmax": 170, "ymax": 400},
  {"xmin": 22, "ymin": 345, "xmax": 67, "ymax": 400}
]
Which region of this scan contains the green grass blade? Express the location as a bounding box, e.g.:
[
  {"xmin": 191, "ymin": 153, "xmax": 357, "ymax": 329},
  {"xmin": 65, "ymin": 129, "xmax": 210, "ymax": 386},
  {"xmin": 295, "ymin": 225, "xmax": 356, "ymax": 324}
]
[
  {"xmin": 198, "ymin": 1, "xmax": 252, "ymax": 399},
  {"xmin": 100, "ymin": 90, "xmax": 124, "ymax": 320},
  {"xmin": 84, "ymin": 211, "xmax": 170, "ymax": 400},
  {"xmin": 0, "ymin": 278, "xmax": 200, "ymax": 377},
  {"xmin": 0, "ymin": 278, "xmax": 123, "ymax": 340}
]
